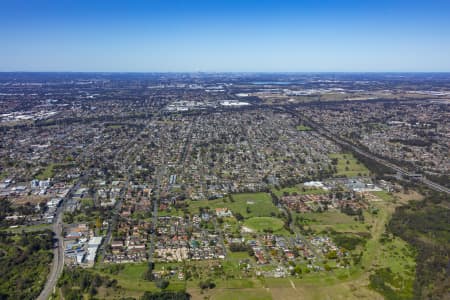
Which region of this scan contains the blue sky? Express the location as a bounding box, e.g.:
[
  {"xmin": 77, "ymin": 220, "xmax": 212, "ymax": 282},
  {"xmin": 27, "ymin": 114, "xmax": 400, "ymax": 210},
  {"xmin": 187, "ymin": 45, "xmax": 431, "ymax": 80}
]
[{"xmin": 1, "ymin": 0, "xmax": 450, "ymax": 72}]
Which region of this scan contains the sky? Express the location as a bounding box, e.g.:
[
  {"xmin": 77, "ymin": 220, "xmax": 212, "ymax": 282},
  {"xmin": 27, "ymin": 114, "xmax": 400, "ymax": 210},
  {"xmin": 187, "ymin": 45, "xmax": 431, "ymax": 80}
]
[{"xmin": 1, "ymin": 0, "xmax": 450, "ymax": 72}]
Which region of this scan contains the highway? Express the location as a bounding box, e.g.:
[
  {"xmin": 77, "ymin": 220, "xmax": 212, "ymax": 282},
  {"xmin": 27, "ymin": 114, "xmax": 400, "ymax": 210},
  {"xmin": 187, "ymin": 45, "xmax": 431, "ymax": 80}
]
[
  {"xmin": 318, "ymin": 125, "xmax": 449, "ymax": 194},
  {"xmin": 282, "ymin": 106, "xmax": 450, "ymax": 194},
  {"xmin": 37, "ymin": 207, "xmax": 64, "ymax": 300},
  {"xmin": 37, "ymin": 177, "xmax": 85, "ymax": 300}
]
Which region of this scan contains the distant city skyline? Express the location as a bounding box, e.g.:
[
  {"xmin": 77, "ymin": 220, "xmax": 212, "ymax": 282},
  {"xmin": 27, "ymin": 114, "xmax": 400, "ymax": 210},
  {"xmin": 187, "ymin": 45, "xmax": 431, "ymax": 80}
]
[{"xmin": 1, "ymin": 0, "xmax": 450, "ymax": 72}]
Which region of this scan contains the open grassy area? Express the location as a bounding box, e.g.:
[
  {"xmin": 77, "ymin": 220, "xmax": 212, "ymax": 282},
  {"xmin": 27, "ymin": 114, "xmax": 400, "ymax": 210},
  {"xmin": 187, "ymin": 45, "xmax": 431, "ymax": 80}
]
[
  {"xmin": 268, "ymin": 277, "xmax": 382, "ymax": 300},
  {"xmin": 271, "ymin": 185, "xmax": 328, "ymax": 198},
  {"xmin": 188, "ymin": 286, "xmax": 272, "ymax": 300},
  {"xmin": 1, "ymin": 223, "xmax": 51, "ymax": 233},
  {"xmin": 296, "ymin": 124, "xmax": 312, "ymax": 131},
  {"xmin": 35, "ymin": 163, "xmax": 56, "ymax": 180},
  {"xmin": 371, "ymin": 191, "xmax": 394, "ymax": 201},
  {"xmin": 186, "ymin": 192, "xmax": 279, "ymax": 219},
  {"xmin": 243, "ymin": 217, "xmax": 284, "ymax": 232},
  {"xmin": 295, "ymin": 211, "xmax": 370, "ymax": 233},
  {"xmin": 226, "ymin": 251, "xmax": 252, "ymax": 262},
  {"xmin": 35, "ymin": 162, "xmax": 75, "ymax": 180},
  {"xmin": 94, "ymin": 263, "xmax": 185, "ymax": 296},
  {"xmin": 212, "ymin": 289, "xmax": 272, "ymax": 300},
  {"xmin": 329, "ymin": 153, "xmax": 370, "ymax": 177}
]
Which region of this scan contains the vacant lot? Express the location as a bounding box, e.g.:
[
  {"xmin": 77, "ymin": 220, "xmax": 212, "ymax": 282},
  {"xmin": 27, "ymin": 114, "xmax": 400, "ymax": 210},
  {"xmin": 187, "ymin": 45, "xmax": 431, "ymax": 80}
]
[
  {"xmin": 329, "ymin": 153, "xmax": 370, "ymax": 177},
  {"xmin": 296, "ymin": 124, "xmax": 312, "ymax": 131},
  {"xmin": 189, "ymin": 288, "xmax": 272, "ymax": 300},
  {"xmin": 295, "ymin": 211, "xmax": 370, "ymax": 233}
]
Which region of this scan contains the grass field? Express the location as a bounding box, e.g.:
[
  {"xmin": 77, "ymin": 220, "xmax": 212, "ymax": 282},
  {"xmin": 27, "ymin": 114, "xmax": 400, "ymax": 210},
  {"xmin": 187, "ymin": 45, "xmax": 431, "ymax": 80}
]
[
  {"xmin": 371, "ymin": 191, "xmax": 394, "ymax": 201},
  {"xmin": 35, "ymin": 164, "xmax": 56, "ymax": 180},
  {"xmin": 186, "ymin": 193, "xmax": 279, "ymax": 219},
  {"xmin": 35, "ymin": 162, "xmax": 75, "ymax": 180},
  {"xmin": 267, "ymin": 278, "xmax": 383, "ymax": 300},
  {"xmin": 212, "ymin": 289, "xmax": 272, "ymax": 300},
  {"xmin": 226, "ymin": 251, "xmax": 252, "ymax": 262},
  {"xmin": 296, "ymin": 125, "xmax": 312, "ymax": 131},
  {"xmin": 94, "ymin": 263, "xmax": 185, "ymax": 296},
  {"xmin": 2, "ymin": 223, "xmax": 51, "ymax": 233},
  {"xmin": 329, "ymin": 153, "xmax": 370, "ymax": 177},
  {"xmin": 188, "ymin": 287, "xmax": 272, "ymax": 300},
  {"xmin": 271, "ymin": 185, "xmax": 328, "ymax": 198},
  {"xmin": 295, "ymin": 211, "xmax": 370, "ymax": 233},
  {"xmin": 243, "ymin": 217, "xmax": 284, "ymax": 232}
]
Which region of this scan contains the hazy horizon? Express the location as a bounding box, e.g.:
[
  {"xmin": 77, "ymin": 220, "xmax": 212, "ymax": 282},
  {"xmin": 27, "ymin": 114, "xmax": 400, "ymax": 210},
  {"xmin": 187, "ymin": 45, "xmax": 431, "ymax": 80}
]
[{"xmin": 1, "ymin": 0, "xmax": 450, "ymax": 72}]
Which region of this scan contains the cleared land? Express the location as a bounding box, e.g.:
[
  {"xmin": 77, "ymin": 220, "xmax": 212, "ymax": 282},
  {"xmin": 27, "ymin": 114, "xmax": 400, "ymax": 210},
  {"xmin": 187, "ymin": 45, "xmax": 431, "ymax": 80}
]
[
  {"xmin": 271, "ymin": 185, "xmax": 328, "ymax": 198},
  {"xmin": 329, "ymin": 153, "xmax": 370, "ymax": 177},
  {"xmin": 296, "ymin": 211, "xmax": 370, "ymax": 233},
  {"xmin": 296, "ymin": 125, "xmax": 312, "ymax": 131}
]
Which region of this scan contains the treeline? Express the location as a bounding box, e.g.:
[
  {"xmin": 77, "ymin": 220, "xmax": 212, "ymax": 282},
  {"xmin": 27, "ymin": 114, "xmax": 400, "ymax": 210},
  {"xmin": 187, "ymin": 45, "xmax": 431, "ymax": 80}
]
[
  {"xmin": 0, "ymin": 230, "xmax": 54, "ymax": 300},
  {"xmin": 0, "ymin": 113, "xmax": 154, "ymax": 133},
  {"xmin": 427, "ymin": 173, "xmax": 450, "ymax": 189},
  {"xmin": 332, "ymin": 232, "xmax": 368, "ymax": 251},
  {"xmin": 388, "ymin": 192, "xmax": 450, "ymax": 299},
  {"xmin": 141, "ymin": 291, "xmax": 191, "ymax": 300},
  {"xmin": 389, "ymin": 138, "xmax": 432, "ymax": 147},
  {"xmin": 57, "ymin": 268, "xmax": 119, "ymax": 300},
  {"xmin": 228, "ymin": 242, "xmax": 254, "ymax": 257}
]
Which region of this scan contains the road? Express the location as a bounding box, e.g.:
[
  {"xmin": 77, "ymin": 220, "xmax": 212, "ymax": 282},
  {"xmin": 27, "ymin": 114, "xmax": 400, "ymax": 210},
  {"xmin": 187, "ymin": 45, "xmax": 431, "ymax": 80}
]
[
  {"xmin": 322, "ymin": 129, "xmax": 450, "ymax": 194},
  {"xmin": 99, "ymin": 114, "xmax": 154, "ymax": 262},
  {"xmin": 98, "ymin": 181, "xmax": 126, "ymax": 262},
  {"xmin": 280, "ymin": 206, "xmax": 323, "ymax": 261},
  {"xmin": 280, "ymin": 106, "xmax": 449, "ymax": 194},
  {"xmin": 212, "ymin": 217, "xmax": 227, "ymax": 258},
  {"xmin": 147, "ymin": 162, "xmax": 166, "ymax": 273},
  {"xmin": 37, "ymin": 208, "xmax": 64, "ymax": 300},
  {"xmin": 37, "ymin": 177, "xmax": 85, "ymax": 300}
]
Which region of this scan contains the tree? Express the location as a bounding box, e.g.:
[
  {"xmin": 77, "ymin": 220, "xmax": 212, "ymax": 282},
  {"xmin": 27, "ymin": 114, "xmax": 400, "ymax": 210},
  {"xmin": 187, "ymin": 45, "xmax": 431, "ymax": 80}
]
[
  {"xmin": 143, "ymin": 268, "xmax": 154, "ymax": 281},
  {"xmin": 0, "ymin": 198, "xmax": 12, "ymax": 222},
  {"xmin": 199, "ymin": 279, "xmax": 215, "ymax": 290},
  {"xmin": 155, "ymin": 279, "xmax": 169, "ymax": 290},
  {"xmin": 235, "ymin": 212, "xmax": 244, "ymax": 221},
  {"xmin": 291, "ymin": 265, "xmax": 302, "ymax": 276}
]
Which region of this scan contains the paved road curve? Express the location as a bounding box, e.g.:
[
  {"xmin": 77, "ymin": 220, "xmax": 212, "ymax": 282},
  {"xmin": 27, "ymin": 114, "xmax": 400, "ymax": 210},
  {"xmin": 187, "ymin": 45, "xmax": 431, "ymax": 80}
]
[
  {"xmin": 38, "ymin": 177, "xmax": 85, "ymax": 300},
  {"xmin": 37, "ymin": 206, "xmax": 64, "ymax": 300}
]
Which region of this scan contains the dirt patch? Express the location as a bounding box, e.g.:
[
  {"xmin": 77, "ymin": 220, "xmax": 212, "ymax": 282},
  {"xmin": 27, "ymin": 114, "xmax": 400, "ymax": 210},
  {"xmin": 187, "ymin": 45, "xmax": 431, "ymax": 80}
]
[{"xmin": 13, "ymin": 195, "xmax": 49, "ymax": 206}]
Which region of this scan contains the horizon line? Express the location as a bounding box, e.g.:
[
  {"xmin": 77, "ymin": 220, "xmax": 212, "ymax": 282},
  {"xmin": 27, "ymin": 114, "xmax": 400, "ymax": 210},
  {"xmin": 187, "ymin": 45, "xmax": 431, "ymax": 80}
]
[{"xmin": 1, "ymin": 71, "xmax": 450, "ymax": 74}]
